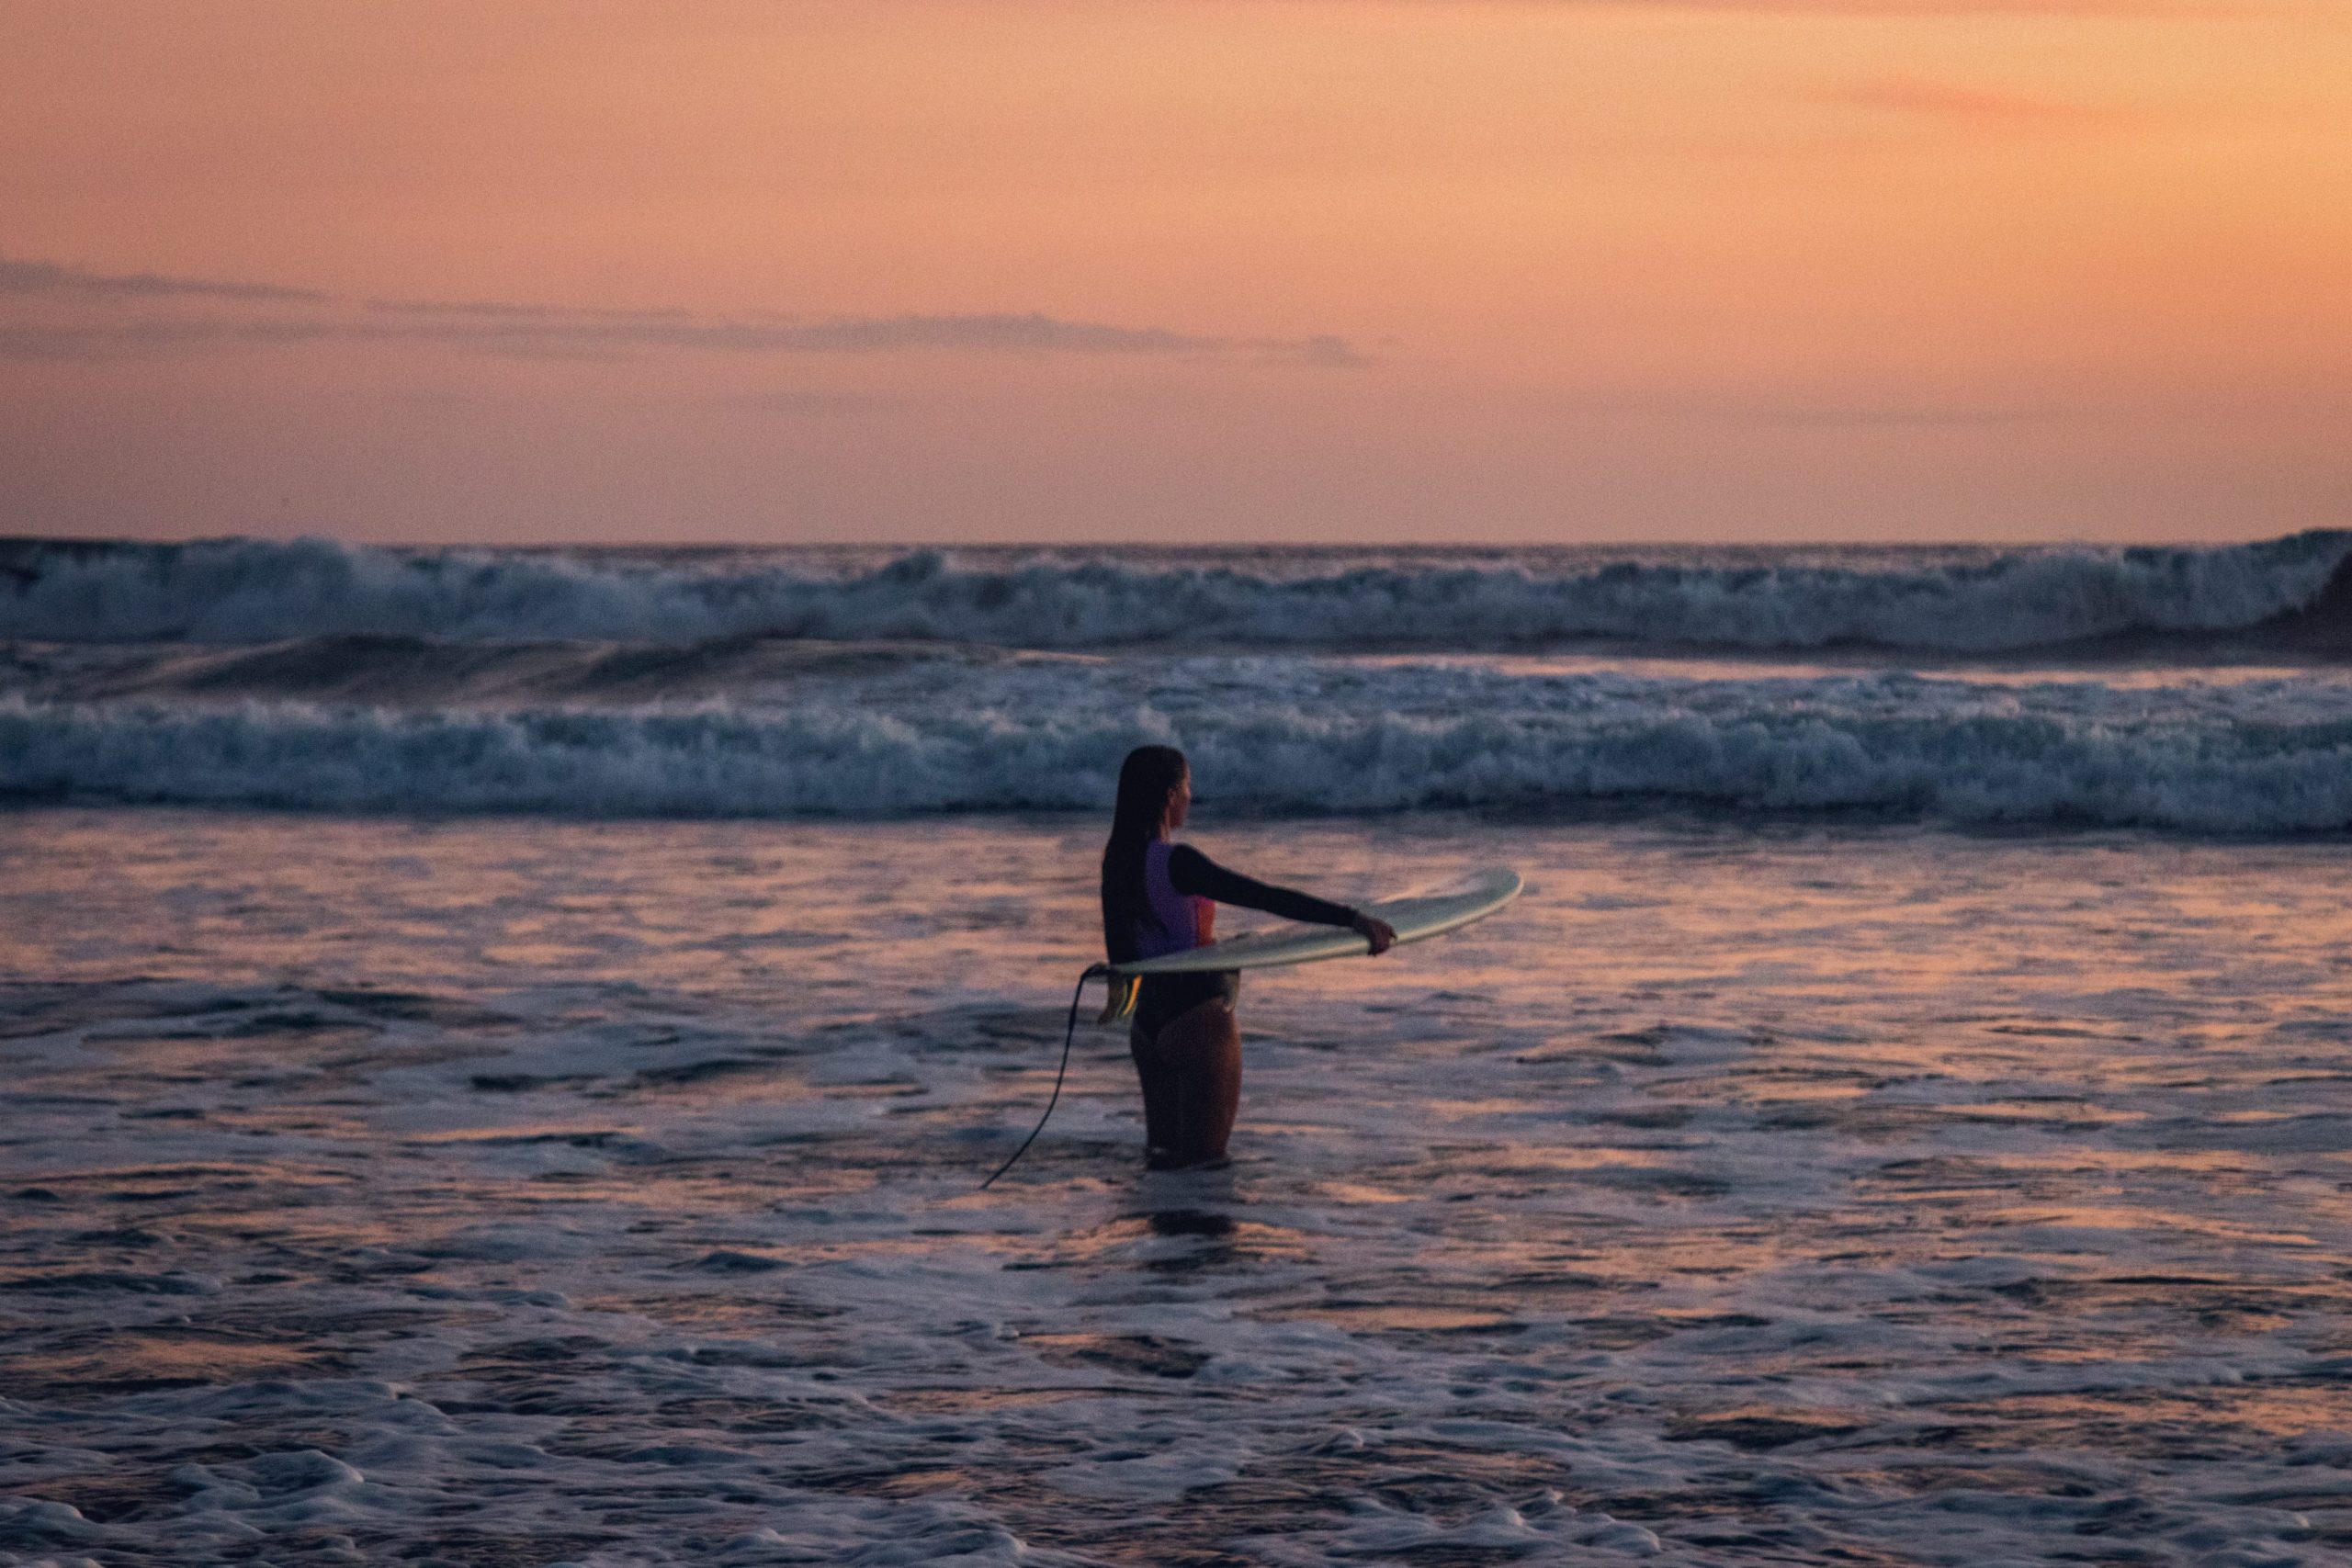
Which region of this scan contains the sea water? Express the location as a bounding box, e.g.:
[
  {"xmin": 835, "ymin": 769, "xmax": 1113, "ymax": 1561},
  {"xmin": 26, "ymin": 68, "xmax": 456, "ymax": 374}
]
[{"xmin": 4, "ymin": 537, "xmax": 2351, "ymax": 1565}]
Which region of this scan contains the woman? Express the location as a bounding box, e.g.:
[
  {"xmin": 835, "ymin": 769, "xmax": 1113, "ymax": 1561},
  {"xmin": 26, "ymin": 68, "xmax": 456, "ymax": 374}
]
[{"xmin": 1102, "ymin": 746, "xmax": 1395, "ymax": 1170}]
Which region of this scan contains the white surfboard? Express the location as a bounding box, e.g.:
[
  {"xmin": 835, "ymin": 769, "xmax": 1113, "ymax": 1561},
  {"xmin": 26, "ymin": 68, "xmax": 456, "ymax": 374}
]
[{"xmin": 1109, "ymin": 866, "xmax": 1521, "ymax": 977}]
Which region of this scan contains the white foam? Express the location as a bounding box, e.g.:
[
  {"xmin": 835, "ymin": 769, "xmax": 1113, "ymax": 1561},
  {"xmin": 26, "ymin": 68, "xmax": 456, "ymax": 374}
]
[
  {"xmin": 4, "ymin": 813, "xmax": 2348, "ymax": 1565},
  {"xmin": 9, "ymin": 659, "xmax": 2352, "ymax": 830}
]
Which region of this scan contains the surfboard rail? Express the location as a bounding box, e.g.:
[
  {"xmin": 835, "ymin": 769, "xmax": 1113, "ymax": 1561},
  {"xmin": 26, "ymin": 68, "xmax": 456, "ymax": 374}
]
[{"xmin": 1107, "ymin": 865, "xmax": 1521, "ymax": 977}]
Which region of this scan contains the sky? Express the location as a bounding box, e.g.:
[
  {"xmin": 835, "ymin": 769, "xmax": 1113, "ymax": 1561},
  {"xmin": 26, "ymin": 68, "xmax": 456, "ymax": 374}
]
[{"xmin": 2, "ymin": 0, "xmax": 2346, "ymax": 546}]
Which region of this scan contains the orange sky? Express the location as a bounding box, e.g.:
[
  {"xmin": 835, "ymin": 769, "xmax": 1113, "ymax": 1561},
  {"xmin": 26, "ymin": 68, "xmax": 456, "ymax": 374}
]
[{"xmin": 2, "ymin": 0, "xmax": 2346, "ymax": 544}]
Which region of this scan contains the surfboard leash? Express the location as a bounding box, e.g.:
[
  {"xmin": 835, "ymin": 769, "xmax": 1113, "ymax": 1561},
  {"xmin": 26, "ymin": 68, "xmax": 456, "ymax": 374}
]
[{"xmin": 979, "ymin": 962, "xmax": 1109, "ymax": 1190}]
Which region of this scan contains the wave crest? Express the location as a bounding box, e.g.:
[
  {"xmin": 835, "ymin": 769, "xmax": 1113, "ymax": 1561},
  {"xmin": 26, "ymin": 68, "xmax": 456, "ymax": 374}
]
[
  {"xmin": 6, "ymin": 533, "xmax": 2347, "ymax": 653},
  {"xmin": 10, "ymin": 684, "xmax": 2352, "ymax": 832}
]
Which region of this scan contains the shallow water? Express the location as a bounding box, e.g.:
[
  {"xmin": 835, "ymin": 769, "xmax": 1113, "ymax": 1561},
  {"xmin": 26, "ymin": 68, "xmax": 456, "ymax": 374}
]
[{"xmin": 5, "ymin": 808, "xmax": 2350, "ymax": 1565}]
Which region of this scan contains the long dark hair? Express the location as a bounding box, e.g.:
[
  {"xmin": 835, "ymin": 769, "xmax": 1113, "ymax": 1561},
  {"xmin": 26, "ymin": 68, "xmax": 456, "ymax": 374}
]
[{"xmin": 1101, "ymin": 745, "xmax": 1188, "ymax": 958}]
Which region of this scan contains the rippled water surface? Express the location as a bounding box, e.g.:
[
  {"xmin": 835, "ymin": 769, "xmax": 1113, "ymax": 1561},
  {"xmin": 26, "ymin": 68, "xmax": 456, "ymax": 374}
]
[{"xmin": 5, "ymin": 809, "xmax": 2351, "ymax": 1565}]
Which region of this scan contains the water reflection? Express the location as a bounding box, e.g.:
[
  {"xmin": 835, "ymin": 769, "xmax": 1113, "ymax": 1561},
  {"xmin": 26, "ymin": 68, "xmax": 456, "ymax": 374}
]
[
  {"xmin": 6, "ymin": 809, "xmax": 2351, "ymax": 1564},
  {"xmin": 1131, "ymin": 1164, "xmax": 1243, "ymax": 1272}
]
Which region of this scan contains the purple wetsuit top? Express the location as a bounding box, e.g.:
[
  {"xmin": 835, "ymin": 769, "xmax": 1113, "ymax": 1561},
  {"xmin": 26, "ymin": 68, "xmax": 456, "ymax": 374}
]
[
  {"xmin": 1136, "ymin": 840, "xmax": 1214, "ymax": 960},
  {"xmin": 1105, "ymin": 840, "xmax": 1356, "ymax": 967},
  {"xmin": 1104, "ymin": 840, "xmax": 1361, "ymax": 1036}
]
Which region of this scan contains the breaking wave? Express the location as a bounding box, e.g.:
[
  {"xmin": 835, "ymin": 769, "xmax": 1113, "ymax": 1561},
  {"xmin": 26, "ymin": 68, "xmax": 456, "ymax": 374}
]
[
  {"xmin": 10, "ymin": 674, "xmax": 2352, "ymax": 831},
  {"xmin": 6, "ymin": 532, "xmax": 2348, "ymax": 654}
]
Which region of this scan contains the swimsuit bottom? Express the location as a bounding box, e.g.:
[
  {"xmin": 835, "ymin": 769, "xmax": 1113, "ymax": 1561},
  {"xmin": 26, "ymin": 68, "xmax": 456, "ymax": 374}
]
[{"xmin": 1132, "ymin": 970, "xmax": 1239, "ymax": 1042}]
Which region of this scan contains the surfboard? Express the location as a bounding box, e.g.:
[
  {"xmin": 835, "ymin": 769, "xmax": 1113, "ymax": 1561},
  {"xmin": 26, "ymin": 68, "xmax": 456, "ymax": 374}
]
[{"xmin": 1109, "ymin": 866, "xmax": 1522, "ymax": 977}]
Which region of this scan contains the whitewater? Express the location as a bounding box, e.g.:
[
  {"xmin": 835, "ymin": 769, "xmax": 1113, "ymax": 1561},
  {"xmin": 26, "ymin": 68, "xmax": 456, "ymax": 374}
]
[
  {"xmin": 6, "ymin": 533, "xmax": 2352, "ymax": 832},
  {"xmin": 6, "ymin": 812, "xmax": 2351, "ymax": 1566}
]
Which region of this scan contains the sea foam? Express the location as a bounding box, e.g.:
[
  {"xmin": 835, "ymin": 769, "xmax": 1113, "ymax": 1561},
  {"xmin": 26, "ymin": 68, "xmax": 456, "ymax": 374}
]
[{"xmin": 9, "ymin": 665, "xmax": 2352, "ymax": 830}]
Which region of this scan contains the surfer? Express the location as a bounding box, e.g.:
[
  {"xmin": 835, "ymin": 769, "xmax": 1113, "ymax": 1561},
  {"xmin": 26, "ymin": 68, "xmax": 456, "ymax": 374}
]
[{"xmin": 1102, "ymin": 745, "xmax": 1396, "ymax": 1169}]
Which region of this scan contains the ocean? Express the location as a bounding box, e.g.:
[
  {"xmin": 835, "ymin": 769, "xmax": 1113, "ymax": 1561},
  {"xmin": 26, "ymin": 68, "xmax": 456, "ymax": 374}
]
[{"xmin": 4, "ymin": 535, "xmax": 2351, "ymax": 1565}]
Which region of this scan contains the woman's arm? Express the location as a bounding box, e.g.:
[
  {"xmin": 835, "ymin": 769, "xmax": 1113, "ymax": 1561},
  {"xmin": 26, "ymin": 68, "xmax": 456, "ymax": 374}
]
[
  {"xmin": 1168, "ymin": 845, "xmax": 1395, "ymax": 953},
  {"xmin": 1167, "ymin": 844, "xmax": 1351, "ymax": 925}
]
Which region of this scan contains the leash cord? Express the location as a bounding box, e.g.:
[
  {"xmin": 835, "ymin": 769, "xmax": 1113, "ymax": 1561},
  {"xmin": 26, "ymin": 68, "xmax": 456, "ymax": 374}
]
[{"xmin": 979, "ymin": 963, "xmax": 1107, "ymax": 1190}]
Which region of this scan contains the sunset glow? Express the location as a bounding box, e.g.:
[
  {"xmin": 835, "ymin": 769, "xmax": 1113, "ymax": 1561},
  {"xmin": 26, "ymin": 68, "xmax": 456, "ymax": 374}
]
[{"xmin": 5, "ymin": 0, "xmax": 2346, "ymax": 542}]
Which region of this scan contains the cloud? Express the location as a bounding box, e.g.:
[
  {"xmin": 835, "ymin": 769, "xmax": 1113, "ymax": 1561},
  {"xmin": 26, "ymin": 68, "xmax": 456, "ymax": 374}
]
[
  {"xmin": 669, "ymin": 313, "xmax": 1366, "ymax": 365},
  {"xmin": 364, "ymin": 297, "xmax": 696, "ymax": 323},
  {"xmin": 1502, "ymin": 0, "xmax": 2258, "ymax": 14},
  {"xmin": 0, "ymin": 257, "xmax": 326, "ymax": 304},
  {"xmin": 751, "ymin": 312, "xmax": 1200, "ymax": 355},
  {"xmin": 1734, "ymin": 401, "xmax": 2068, "ymax": 426},
  {"xmin": 0, "ymin": 257, "xmax": 1363, "ymax": 368},
  {"xmin": 723, "ymin": 388, "xmax": 912, "ymax": 416},
  {"xmin": 1822, "ymin": 77, "xmax": 2129, "ymax": 121},
  {"xmin": 1568, "ymin": 390, "xmax": 2072, "ymax": 425}
]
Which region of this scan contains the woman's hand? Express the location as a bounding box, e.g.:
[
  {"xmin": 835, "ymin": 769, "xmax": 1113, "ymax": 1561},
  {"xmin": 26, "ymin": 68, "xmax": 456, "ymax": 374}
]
[{"xmin": 1352, "ymin": 913, "xmax": 1397, "ymax": 955}]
